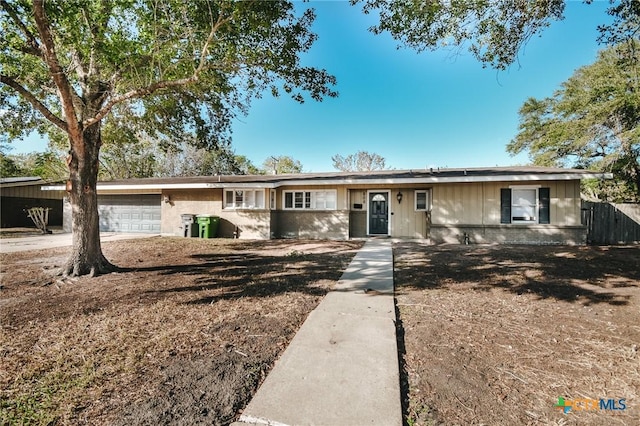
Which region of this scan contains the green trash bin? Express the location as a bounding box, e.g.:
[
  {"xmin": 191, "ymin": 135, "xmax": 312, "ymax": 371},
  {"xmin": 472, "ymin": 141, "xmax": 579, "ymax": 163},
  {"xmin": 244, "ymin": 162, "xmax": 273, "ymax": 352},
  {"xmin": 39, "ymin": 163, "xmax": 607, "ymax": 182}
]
[{"xmin": 196, "ymin": 215, "xmax": 219, "ymax": 238}]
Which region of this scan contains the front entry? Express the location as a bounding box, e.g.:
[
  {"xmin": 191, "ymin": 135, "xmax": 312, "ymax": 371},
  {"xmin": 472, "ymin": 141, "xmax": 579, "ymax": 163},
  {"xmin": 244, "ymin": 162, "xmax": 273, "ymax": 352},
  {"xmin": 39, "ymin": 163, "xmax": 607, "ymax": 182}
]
[{"xmin": 368, "ymin": 192, "xmax": 389, "ymax": 235}]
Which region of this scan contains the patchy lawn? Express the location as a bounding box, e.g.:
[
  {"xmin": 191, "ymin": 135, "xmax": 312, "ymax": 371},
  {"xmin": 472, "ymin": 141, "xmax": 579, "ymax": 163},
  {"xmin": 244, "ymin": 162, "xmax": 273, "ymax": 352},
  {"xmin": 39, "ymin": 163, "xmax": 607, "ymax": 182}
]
[
  {"xmin": 394, "ymin": 243, "xmax": 640, "ymax": 426},
  {"xmin": 0, "ymin": 237, "xmax": 363, "ymax": 425}
]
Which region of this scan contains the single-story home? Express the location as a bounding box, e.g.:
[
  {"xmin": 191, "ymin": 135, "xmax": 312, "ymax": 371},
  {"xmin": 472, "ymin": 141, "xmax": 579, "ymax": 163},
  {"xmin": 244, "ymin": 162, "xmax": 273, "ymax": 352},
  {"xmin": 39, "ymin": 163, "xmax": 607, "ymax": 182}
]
[
  {"xmin": 0, "ymin": 177, "xmax": 65, "ymax": 228},
  {"xmin": 42, "ymin": 166, "xmax": 612, "ymax": 244}
]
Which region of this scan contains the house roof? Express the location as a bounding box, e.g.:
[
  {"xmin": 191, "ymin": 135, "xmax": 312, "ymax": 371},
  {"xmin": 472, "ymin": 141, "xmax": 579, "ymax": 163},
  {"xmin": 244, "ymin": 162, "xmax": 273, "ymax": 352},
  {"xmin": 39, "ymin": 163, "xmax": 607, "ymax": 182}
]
[
  {"xmin": 41, "ymin": 166, "xmax": 613, "ymax": 191},
  {"xmin": 0, "ymin": 176, "xmax": 46, "ymax": 188}
]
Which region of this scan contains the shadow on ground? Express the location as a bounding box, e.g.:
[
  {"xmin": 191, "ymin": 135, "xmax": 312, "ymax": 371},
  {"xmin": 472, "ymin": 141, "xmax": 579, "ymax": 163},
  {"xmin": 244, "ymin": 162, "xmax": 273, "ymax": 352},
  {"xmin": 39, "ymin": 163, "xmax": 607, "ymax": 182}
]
[{"xmin": 394, "ymin": 243, "xmax": 639, "ymax": 306}]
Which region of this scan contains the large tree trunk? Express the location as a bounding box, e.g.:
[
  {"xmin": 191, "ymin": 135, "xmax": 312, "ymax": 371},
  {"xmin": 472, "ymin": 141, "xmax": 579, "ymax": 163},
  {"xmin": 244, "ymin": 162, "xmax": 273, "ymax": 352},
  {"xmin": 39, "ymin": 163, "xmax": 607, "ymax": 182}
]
[{"xmin": 62, "ymin": 122, "xmax": 117, "ymax": 277}]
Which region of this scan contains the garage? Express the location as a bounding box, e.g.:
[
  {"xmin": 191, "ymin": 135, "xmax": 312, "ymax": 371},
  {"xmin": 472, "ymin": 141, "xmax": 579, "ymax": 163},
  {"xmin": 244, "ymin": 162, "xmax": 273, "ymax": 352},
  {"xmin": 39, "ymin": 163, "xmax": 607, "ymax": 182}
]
[{"xmin": 98, "ymin": 195, "xmax": 161, "ymax": 233}]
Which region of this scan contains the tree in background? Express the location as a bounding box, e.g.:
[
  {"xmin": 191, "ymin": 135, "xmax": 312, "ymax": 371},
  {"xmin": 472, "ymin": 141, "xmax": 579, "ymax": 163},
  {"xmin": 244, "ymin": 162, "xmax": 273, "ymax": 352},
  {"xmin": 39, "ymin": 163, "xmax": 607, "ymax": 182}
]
[
  {"xmin": 0, "ymin": 153, "xmax": 21, "ymax": 177},
  {"xmin": 154, "ymin": 141, "xmax": 255, "ymax": 177},
  {"xmin": 262, "ymin": 155, "xmax": 303, "ymax": 174},
  {"xmin": 507, "ymin": 41, "xmax": 639, "ymax": 202},
  {"xmin": 7, "ymin": 151, "xmax": 67, "ymax": 181},
  {"xmin": 0, "ymin": 138, "xmax": 21, "ymax": 177},
  {"xmin": 354, "ymin": 0, "xmax": 638, "ymax": 70},
  {"xmin": 332, "ymin": 150, "xmax": 388, "ymax": 172},
  {"xmin": 1, "ymin": 0, "xmax": 336, "ymax": 276},
  {"xmin": 234, "ymin": 155, "xmax": 263, "ymax": 175}
]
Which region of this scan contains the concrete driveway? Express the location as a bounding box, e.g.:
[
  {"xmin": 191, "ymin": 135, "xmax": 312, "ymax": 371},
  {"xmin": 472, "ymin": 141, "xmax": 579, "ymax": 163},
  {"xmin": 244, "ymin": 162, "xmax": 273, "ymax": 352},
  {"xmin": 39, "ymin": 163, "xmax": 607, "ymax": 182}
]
[{"xmin": 0, "ymin": 232, "xmax": 159, "ymax": 254}]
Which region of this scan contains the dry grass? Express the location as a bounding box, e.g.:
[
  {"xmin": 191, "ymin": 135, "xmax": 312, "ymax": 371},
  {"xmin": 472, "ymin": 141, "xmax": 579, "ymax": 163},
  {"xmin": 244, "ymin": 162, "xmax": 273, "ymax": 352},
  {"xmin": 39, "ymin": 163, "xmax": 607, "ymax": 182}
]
[
  {"xmin": 0, "ymin": 237, "xmax": 363, "ymax": 425},
  {"xmin": 395, "ymin": 243, "xmax": 640, "ymax": 426}
]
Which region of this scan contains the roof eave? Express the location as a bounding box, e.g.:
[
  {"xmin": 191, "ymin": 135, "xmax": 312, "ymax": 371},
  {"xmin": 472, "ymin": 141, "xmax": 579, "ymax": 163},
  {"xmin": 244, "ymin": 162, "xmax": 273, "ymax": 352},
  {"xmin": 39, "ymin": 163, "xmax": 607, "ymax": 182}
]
[{"xmin": 39, "ymin": 171, "xmax": 613, "ymax": 191}]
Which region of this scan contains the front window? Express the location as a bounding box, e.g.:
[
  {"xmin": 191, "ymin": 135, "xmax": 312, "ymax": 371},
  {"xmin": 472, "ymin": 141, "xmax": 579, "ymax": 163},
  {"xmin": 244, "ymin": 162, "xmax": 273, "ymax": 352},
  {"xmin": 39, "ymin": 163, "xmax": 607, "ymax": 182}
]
[
  {"xmin": 283, "ymin": 190, "xmax": 337, "ymax": 210},
  {"xmin": 511, "ymin": 188, "xmax": 537, "ymax": 222},
  {"xmin": 224, "ymin": 189, "xmax": 265, "ymax": 209}
]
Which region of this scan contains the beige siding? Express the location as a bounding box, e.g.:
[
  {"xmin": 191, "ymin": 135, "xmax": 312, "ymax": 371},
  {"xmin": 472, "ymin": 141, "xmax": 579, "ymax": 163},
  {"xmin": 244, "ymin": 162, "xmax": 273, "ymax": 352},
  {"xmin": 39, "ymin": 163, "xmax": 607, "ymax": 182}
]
[
  {"xmin": 432, "ymin": 181, "xmax": 582, "ymax": 226},
  {"xmin": 390, "ymin": 188, "xmax": 428, "ymax": 238},
  {"xmin": 550, "ymin": 180, "xmax": 581, "ymax": 226},
  {"xmin": 154, "ymin": 180, "xmax": 583, "ymax": 241},
  {"xmin": 432, "ymin": 183, "xmax": 484, "ymax": 225}
]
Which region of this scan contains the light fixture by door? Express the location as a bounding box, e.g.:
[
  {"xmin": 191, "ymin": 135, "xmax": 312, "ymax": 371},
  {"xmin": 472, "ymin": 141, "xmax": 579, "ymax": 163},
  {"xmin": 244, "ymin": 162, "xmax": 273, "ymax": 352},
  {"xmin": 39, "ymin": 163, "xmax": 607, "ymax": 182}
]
[{"xmin": 396, "ymin": 191, "xmax": 403, "ymax": 204}]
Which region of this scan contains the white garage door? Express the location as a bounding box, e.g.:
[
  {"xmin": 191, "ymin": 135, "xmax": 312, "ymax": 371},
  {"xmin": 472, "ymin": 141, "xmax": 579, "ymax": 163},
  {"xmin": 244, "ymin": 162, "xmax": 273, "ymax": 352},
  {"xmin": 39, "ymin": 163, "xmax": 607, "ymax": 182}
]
[{"xmin": 98, "ymin": 195, "xmax": 161, "ymax": 233}]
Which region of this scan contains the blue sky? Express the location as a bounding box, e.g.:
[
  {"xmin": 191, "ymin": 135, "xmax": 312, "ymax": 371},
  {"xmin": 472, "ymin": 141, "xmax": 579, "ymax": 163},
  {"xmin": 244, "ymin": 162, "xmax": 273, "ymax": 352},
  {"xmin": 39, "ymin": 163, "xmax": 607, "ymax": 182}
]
[{"xmin": 13, "ymin": 0, "xmax": 613, "ymax": 173}]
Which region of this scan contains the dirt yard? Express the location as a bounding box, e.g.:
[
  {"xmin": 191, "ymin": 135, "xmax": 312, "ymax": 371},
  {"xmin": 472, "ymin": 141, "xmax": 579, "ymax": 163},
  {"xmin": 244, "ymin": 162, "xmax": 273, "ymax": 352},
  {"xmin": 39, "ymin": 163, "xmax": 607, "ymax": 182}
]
[
  {"xmin": 0, "ymin": 237, "xmax": 363, "ymax": 425},
  {"xmin": 394, "ymin": 243, "xmax": 640, "ymax": 426}
]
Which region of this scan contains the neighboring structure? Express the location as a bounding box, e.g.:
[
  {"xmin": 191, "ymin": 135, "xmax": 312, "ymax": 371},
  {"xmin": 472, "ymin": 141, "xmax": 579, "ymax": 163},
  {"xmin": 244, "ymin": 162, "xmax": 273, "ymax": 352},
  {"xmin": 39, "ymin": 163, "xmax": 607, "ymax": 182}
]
[
  {"xmin": 43, "ymin": 167, "xmax": 612, "ymax": 244},
  {"xmin": 0, "ymin": 177, "xmax": 65, "ymax": 228}
]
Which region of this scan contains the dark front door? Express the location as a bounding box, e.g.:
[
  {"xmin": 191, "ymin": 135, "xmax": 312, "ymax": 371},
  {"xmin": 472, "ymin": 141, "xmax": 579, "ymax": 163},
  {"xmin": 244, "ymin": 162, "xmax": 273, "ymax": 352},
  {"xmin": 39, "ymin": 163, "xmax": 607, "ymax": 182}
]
[{"xmin": 369, "ymin": 192, "xmax": 389, "ymax": 235}]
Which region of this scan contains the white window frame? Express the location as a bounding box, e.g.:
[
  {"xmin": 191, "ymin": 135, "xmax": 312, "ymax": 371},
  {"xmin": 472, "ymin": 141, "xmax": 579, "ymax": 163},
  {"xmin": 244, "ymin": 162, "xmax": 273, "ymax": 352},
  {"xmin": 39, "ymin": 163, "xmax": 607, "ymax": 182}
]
[
  {"xmin": 283, "ymin": 190, "xmax": 338, "ymax": 211},
  {"xmin": 509, "ymin": 185, "xmax": 539, "ymax": 224},
  {"xmin": 414, "ymin": 189, "xmax": 431, "ymax": 212},
  {"xmin": 224, "ymin": 189, "xmax": 265, "ymax": 210}
]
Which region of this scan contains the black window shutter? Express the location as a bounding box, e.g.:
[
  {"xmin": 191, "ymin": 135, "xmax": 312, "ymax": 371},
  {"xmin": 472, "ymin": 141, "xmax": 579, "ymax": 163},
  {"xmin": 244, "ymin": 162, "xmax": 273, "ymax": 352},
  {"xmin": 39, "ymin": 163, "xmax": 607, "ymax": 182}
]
[
  {"xmin": 539, "ymin": 187, "xmax": 550, "ymax": 224},
  {"xmin": 500, "ymin": 188, "xmax": 511, "ymax": 224}
]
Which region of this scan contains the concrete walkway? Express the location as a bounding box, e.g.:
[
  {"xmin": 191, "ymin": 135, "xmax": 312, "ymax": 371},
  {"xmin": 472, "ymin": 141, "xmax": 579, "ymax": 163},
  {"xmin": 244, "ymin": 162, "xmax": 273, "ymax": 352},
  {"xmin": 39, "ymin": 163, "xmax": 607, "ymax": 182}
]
[
  {"xmin": 0, "ymin": 232, "xmax": 158, "ymax": 253},
  {"xmin": 236, "ymin": 240, "xmax": 401, "ymax": 426}
]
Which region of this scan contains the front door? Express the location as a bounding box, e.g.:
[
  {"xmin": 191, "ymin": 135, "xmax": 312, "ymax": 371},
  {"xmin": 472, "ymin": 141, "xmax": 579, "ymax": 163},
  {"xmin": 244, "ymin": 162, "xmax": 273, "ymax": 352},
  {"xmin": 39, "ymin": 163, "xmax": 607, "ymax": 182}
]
[{"xmin": 368, "ymin": 192, "xmax": 389, "ymax": 235}]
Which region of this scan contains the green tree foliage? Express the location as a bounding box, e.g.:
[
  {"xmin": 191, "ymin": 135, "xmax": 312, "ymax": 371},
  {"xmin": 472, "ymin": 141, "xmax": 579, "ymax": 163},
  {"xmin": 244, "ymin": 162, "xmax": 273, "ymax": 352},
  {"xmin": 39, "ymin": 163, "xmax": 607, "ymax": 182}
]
[
  {"xmin": 0, "ymin": 0, "xmax": 336, "ymax": 276},
  {"xmin": 0, "ymin": 152, "xmax": 21, "ymax": 177},
  {"xmin": 0, "ymin": 138, "xmax": 21, "ymax": 176},
  {"xmin": 332, "ymin": 150, "xmax": 388, "ymax": 172},
  {"xmin": 262, "ymin": 155, "xmax": 303, "ymax": 174},
  {"xmin": 507, "ymin": 41, "xmax": 640, "ymax": 202},
  {"xmin": 7, "ymin": 150, "xmax": 67, "ymax": 181},
  {"xmin": 354, "ymin": 0, "xmax": 565, "ymax": 70},
  {"xmin": 353, "ymin": 0, "xmax": 638, "ymax": 70},
  {"xmin": 234, "ymin": 155, "xmax": 262, "ymax": 175}
]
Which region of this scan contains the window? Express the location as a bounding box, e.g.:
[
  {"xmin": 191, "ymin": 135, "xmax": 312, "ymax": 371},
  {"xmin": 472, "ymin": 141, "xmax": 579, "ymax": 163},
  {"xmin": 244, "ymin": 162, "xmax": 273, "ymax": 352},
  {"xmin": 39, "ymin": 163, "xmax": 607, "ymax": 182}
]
[
  {"xmin": 500, "ymin": 187, "xmax": 550, "ymax": 224},
  {"xmin": 270, "ymin": 189, "xmax": 276, "ymax": 210},
  {"xmin": 512, "ymin": 188, "xmax": 537, "ymax": 222},
  {"xmin": 224, "ymin": 189, "xmax": 265, "ymax": 209},
  {"xmin": 415, "ymin": 190, "xmax": 431, "ymax": 211},
  {"xmin": 283, "ymin": 190, "xmax": 337, "ymax": 210}
]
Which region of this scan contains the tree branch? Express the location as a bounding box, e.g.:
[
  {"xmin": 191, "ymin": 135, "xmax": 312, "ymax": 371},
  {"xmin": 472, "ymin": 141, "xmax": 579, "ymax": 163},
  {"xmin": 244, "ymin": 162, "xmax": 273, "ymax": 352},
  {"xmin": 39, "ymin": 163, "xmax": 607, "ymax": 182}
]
[
  {"xmin": 0, "ymin": 74, "xmax": 67, "ymax": 131},
  {"xmin": 84, "ymin": 11, "xmax": 233, "ymax": 128},
  {"xmin": 0, "ymin": 0, "xmax": 42, "ymax": 57},
  {"xmin": 84, "ymin": 76, "xmax": 201, "ymax": 127},
  {"xmin": 32, "ymin": 0, "xmax": 82, "ymax": 139}
]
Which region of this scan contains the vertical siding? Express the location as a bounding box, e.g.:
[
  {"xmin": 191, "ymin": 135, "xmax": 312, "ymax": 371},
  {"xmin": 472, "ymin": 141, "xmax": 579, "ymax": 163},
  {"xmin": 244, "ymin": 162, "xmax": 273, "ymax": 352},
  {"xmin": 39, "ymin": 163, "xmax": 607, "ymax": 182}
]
[
  {"xmin": 432, "ymin": 181, "xmax": 582, "ymax": 226},
  {"xmin": 432, "ymin": 183, "xmax": 485, "ymax": 225},
  {"xmin": 484, "ymin": 183, "xmax": 501, "ymax": 224},
  {"xmin": 390, "ymin": 188, "xmax": 428, "ymax": 238}
]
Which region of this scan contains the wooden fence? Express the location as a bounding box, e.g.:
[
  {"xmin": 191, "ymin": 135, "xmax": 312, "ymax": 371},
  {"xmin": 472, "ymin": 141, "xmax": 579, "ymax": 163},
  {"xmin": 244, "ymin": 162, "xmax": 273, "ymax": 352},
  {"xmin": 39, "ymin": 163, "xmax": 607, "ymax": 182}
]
[{"xmin": 581, "ymin": 201, "xmax": 640, "ymax": 244}]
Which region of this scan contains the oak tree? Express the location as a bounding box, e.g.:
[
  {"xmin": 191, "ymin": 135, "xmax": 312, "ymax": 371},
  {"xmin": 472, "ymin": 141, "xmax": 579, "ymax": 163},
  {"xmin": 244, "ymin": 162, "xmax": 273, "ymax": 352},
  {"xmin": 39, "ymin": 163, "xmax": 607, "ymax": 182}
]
[
  {"xmin": 507, "ymin": 41, "xmax": 640, "ymax": 201},
  {"xmin": 1, "ymin": 0, "xmax": 336, "ymax": 276},
  {"xmin": 354, "ymin": 0, "xmax": 638, "ymax": 70}
]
